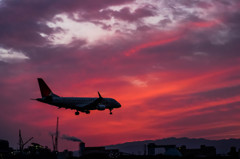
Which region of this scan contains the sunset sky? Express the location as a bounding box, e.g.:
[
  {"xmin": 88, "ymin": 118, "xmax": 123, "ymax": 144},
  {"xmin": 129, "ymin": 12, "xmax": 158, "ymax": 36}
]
[{"xmin": 0, "ymin": 0, "xmax": 240, "ymax": 151}]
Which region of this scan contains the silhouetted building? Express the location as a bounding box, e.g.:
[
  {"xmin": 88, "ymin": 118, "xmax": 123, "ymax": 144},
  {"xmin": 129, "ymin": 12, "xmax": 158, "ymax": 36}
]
[
  {"xmin": 179, "ymin": 145, "xmax": 216, "ymax": 158},
  {"xmin": 58, "ymin": 150, "xmax": 73, "ymax": 159},
  {"xmin": 238, "ymin": 148, "xmax": 240, "ymax": 159},
  {"xmin": 79, "ymin": 143, "xmax": 119, "ymax": 158},
  {"xmin": 147, "ymin": 143, "xmax": 182, "ymax": 157},
  {"xmin": 0, "ymin": 139, "xmax": 12, "ymax": 159},
  {"xmin": 0, "ymin": 139, "xmax": 9, "ymax": 152},
  {"xmin": 79, "ymin": 142, "xmax": 85, "ymax": 157},
  {"xmin": 228, "ymin": 147, "xmax": 238, "ymax": 159}
]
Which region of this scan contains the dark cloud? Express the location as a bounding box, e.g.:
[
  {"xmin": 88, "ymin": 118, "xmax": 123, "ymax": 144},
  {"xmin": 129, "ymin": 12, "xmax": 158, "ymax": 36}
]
[{"xmin": 0, "ymin": 0, "xmax": 134, "ymax": 48}]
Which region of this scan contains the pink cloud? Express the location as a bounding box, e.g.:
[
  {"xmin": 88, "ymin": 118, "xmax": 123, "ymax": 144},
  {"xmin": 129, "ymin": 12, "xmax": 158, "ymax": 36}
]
[{"xmin": 124, "ymin": 36, "xmax": 180, "ymax": 56}]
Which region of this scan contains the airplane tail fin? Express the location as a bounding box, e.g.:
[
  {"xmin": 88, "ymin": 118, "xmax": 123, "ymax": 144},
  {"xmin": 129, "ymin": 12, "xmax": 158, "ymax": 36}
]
[{"xmin": 38, "ymin": 78, "xmax": 52, "ymax": 98}]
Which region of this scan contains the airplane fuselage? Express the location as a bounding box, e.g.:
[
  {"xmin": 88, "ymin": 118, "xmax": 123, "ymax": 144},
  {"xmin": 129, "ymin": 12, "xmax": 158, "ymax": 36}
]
[
  {"xmin": 35, "ymin": 78, "xmax": 121, "ymax": 115},
  {"xmin": 37, "ymin": 97, "xmax": 121, "ymax": 111}
]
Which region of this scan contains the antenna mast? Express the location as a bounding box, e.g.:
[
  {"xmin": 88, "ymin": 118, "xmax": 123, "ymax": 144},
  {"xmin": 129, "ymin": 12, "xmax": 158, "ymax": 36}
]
[
  {"xmin": 55, "ymin": 117, "xmax": 59, "ymax": 152},
  {"xmin": 52, "ymin": 117, "xmax": 59, "ymax": 152}
]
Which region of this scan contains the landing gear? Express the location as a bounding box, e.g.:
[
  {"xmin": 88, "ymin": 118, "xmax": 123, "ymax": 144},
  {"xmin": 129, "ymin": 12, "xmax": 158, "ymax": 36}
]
[
  {"xmin": 85, "ymin": 110, "xmax": 90, "ymax": 114},
  {"xmin": 75, "ymin": 111, "xmax": 79, "ymax": 115},
  {"xmin": 109, "ymin": 109, "xmax": 113, "ymax": 115}
]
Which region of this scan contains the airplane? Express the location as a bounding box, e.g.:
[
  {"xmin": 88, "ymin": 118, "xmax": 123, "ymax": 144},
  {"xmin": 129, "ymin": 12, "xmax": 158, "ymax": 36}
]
[{"xmin": 33, "ymin": 78, "xmax": 121, "ymax": 115}]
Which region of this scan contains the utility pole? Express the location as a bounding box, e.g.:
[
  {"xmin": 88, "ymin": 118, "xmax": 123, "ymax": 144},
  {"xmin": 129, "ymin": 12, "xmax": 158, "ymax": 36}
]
[
  {"xmin": 55, "ymin": 116, "xmax": 59, "ymax": 152},
  {"xmin": 19, "ymin": 129, "xmax": 23, "ymax": 152},
  {"xmin": 51, "ymin": 134, "xmax": 55, "ymax": 151},
  {"xmin": 52, "ymin": 117, "xmax": 59, "ymax": 152}
]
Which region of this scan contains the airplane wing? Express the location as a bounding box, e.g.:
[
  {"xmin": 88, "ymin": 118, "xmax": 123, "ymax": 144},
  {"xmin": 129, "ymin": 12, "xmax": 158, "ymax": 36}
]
[{"xmin": 75, "ymin": 92, "xmax": 103, "ymax": 111}]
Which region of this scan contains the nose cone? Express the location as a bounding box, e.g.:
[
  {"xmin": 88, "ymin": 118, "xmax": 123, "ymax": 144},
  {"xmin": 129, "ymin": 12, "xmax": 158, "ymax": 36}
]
[
  {"xmin": 117, "ymin": 102, "xmax": 121, "ymax": 108},
  {"xmin": 113, "ymin": 99, "xmax": 121, "ymax": 108}
]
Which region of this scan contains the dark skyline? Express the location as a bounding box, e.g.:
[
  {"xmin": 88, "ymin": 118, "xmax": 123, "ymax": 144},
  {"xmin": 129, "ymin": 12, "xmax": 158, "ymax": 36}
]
[{"xmin": 0, "ymin": 0, "xmax": 240, "ymax": 151}]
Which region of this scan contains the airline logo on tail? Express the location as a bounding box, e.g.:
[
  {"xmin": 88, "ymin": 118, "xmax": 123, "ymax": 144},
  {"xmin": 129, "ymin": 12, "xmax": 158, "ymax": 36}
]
[{"xmin": 38, "ymin": 78, "xmax": 52, "ymax": 97}]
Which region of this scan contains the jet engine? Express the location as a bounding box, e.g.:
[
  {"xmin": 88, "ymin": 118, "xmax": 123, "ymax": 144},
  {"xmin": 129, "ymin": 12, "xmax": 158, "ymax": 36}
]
[{"xmin": 97, "ymin": 104, "xmax": 106, "ymax": 110}]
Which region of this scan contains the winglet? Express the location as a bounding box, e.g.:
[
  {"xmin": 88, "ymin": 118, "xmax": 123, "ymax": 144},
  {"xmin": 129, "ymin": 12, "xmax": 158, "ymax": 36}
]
[{"xmin": 98, "ymin": 91, "xmax": 103, "ymax": 99}]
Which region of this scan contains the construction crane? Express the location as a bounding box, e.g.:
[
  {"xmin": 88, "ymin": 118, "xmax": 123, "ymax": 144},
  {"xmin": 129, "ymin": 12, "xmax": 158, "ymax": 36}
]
[{"xmin": 18, "ymin": 129, "xmax": 33, "ymax": 153}]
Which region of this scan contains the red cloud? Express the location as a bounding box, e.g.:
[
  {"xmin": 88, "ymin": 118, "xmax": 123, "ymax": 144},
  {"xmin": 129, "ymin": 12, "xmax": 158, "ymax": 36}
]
[
  {"xmin": 1, "ymin": 0, "xmax": 240, "ymax": 151},
  {"xmin": 124, "ymin": 36, "xmax": 180, "ymax": 56},
  {"xmin": 191, "ymin": 21, "xmax": 219, "ymax": 28}
]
